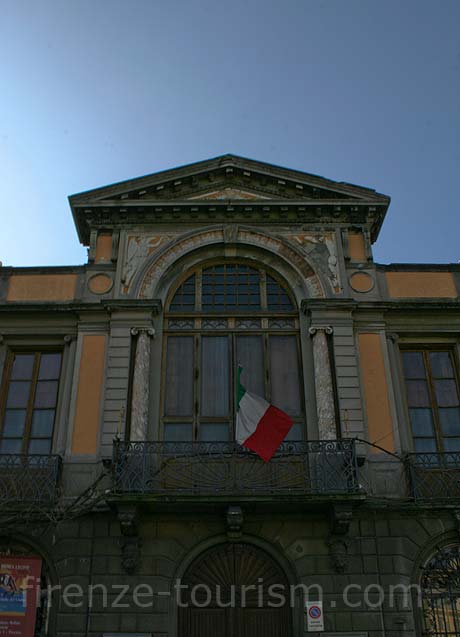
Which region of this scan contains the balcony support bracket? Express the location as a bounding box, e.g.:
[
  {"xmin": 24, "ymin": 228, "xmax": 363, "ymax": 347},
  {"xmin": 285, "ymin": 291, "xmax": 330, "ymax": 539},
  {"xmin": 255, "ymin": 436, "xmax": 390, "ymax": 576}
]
[
  {"xmin": 117, "ymin": 504, "xmax": 141, "ymax": 575},
  {"xmin": 226, "ymin": 505, "xmax": 243, "ymax": 540},
  {"xmin": 328, "ymin": 503, "xmax": 353, "ymax": 573}
]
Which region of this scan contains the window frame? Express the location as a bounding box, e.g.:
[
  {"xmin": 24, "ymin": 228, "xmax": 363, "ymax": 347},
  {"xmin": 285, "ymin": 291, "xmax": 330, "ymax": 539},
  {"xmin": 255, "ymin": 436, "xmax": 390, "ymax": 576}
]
[
  {"xmin": 400, "ymin": 345, "xmax": 460, "ymax": 455},
  {"xmin": 161, "ymin": 259, "xmax": 305, "ymax": 442},
  {"xmin": 0, "ymin": 348, "xmax": 63, "ymax": 455}
]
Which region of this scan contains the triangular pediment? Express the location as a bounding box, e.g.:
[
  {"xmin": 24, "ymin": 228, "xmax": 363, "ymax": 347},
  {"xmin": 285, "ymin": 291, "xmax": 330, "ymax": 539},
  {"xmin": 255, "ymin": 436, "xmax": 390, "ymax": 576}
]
[
  {"xmin": 70, "ymin": 154, "xmax": 389, "ymax": 205},
  {"xmin": 187, "ymin": 187, "xmax": 271, "ymax": 201},
  {"xmin": 69, "ymin": 154, "xmax": 390, "ymax": 245}
]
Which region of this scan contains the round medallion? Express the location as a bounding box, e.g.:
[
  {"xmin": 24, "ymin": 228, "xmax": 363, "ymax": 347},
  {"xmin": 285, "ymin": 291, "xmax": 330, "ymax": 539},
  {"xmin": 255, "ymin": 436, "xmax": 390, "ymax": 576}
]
[
  {"xmin": 88, "ymin": 273, "xmax": 113, "ymax": 295},
  {"xmin": 349, "ymin": 271, "xmax": 374, "ymax": 293}
]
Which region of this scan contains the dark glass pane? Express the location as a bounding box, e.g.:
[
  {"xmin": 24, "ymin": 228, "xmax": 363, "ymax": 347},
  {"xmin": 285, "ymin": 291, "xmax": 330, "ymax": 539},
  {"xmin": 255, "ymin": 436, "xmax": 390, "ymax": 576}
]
[
  {"xmin": 2, "ymin": 410, "xmax": 26, "ymax": 437},
  {"xmin": 266, "ymin": 275, "xmax": 294, "ymax": 310},
  {"xmin": 442, "ymin": 437, "xmax": 460, "ymax": 453},
  {"xmin": 11, "ymin": 354, "xmax": 35, "ymax": 380},
  {"xmin": 6, "ymin": 381, "xmax": 31, "ymax": 409},
  {"xmin": 434, "ymin": 379, "xmax": 459, "ymax": 407},
  {"xmin": 164, "ymin": 337, "xmax": 194, "ymax": 416},
  {"xmin": 201, "ymin": 264, "xmax": 261, "ymax": 311},
  {"xmin": 406, "ymin": 380, "xmax": 431, "ymax": 407},
  {"xmin": 429, "ymin": 351, "xmax": 454, "ymax": 378},
  {"xmin": 439, "ymin": 408, "xmax": 460, "ymax": 436},
  {"xmin": 163, "ymin": 423, "xmax": 193, "ymax": 442},
  {"xmin": 269, "ymin": 335, "xmax": 302, "ymax": 415},
  {"xmin": 28, "ymin": 438, "xmax": 52, "ymax": 454},
  {"xmin": 34, "ymin": 381, "xmax": 58, "ymax": 409},
  {"xmin": 236, "ymin": 336, "xmax": 265, "ymax": 397},
  {"xmin": 0, "ymin": 439, "xmax": 22, "ymax": 453},
  {"xmin": 409, "ymin": 409, "xmax": 435, "ymax": 436},
  {"xmin": 38, "ymin": 353, "xmax": 62, "ymax": 380},
  {"xmin": 201, "ymin": 336, "xmax": 229, "ymax": 417},
  {"xmin": 169, "ymin": 275, "xmax": 196, "ymax": 311},
  {"xmin": 284, "ymin": 422, "xmax": 303, "ymax": 441},
  {"xmin": 198, "ymin": 423, "xmax": 230, "ymax": 442},
  {"xmin": 413, "ymin": 438, "xmax": 438, "ymax": 453},
  {"xmin": 31, "ymin": 410, "xmax": 55, "ymax": 437},
  {"xmin": 402, "ymin": 352, "xmax": 426, "ymax": 379}
]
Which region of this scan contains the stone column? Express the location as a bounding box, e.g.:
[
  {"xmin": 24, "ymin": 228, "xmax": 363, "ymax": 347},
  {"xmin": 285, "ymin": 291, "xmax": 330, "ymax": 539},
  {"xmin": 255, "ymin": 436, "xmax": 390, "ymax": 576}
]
[
  {"xmin": 309, "ymin": 326, "xmax": 336, "ymax": 440},
  {"xmin": 130, "ymin": 327, "xmax": 155, "ymax": 441}
]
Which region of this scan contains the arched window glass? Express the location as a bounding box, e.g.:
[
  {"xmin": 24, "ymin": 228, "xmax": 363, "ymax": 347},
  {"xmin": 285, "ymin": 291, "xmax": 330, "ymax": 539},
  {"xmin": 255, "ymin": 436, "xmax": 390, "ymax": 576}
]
[
  {"xmin": 162, "ymin": 261, "xmax": 303, "ymax": 443},
  {"xmin": 421, "ymin": 545, "xmax": 460, "ymax": 636}
]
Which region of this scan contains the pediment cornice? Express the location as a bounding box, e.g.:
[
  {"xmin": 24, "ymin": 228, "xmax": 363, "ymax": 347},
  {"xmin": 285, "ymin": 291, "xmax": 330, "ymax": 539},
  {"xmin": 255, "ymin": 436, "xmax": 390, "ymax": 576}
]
[{"xmin": 69, "ymin": 154, "xmax": 390, "ymax": 244}]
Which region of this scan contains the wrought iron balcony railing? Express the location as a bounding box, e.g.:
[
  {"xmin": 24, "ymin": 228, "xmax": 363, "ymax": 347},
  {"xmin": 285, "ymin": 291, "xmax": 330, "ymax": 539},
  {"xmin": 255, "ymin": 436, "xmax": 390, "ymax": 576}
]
[
  {"xmin": 0, "ymin": 454, "xmax": 62, "ymax": 508},
  {"xmin": 406, "ymin": 452, "xmax": 460, "ymax": 501},
  {"xmin": 112, "ymin": 439, "xmax": 360, "ymax": 497}
]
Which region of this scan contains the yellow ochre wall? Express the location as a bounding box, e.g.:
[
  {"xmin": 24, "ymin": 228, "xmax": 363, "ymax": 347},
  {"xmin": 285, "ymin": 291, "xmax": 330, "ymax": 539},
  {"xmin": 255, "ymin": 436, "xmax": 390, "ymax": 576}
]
[
  {"xmin": 71, "ymin": 335, "xmax": 106, "ymax": 455},
  {"xmin": 348, "ymin": 232, "xmax": 367, "ymax": 261},
  {"xmin": 7, "ymin": 274, "xmax": 77, "ymax": 301},
  {"xmin": 95, "ymin": 234, "xmax": 112, "ymax": 263},
  {"xmin": 358, "ymin": 333, "xmax": 395, "ymax": 453},
  {"xmin": 386, "ymin": 272, "xmax": 457, "ymax": 298}
]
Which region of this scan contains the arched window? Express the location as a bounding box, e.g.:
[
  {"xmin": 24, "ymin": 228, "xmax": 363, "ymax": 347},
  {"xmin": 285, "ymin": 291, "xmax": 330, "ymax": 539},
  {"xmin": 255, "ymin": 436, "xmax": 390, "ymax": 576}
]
[
  {"xmin": 162, "ymin": 262, "xmax": 304, "ymax": 442},
  {"xmin": 421, "ymin": 545, "xmax": 460, "ymax": 636}
]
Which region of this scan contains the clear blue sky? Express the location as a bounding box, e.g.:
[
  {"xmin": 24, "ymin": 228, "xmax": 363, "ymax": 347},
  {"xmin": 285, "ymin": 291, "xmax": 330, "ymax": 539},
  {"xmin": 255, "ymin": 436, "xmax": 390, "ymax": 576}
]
[{"xmin": 1, "ymin": 0, "xmax": 459, "ymax": 266}]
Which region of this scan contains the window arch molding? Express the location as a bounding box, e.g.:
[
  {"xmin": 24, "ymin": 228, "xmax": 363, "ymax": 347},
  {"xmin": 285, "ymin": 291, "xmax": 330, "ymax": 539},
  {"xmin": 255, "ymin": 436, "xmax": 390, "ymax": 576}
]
[{"xmin": 129, "ymin": 225, "xmax": 327, "ymax": 301}]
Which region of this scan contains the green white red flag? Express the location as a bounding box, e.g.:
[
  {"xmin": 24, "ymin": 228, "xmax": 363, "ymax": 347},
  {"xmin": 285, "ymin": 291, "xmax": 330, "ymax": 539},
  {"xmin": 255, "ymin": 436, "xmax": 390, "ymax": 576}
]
[{"xmin": 235, "ymin": 366, "xmax": 294, "ymax": 462}]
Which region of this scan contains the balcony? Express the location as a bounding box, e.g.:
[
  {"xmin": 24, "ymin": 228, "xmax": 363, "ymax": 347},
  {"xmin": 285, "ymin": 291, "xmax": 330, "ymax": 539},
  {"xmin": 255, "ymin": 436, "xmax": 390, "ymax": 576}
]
[
  {"xmin": 406, "ymin": 452, "xmax": 460, "ymax": 501},
  {"xmin": 112, "ymin": 439, "xmax": 360, "ymax": 499},
  {"xmin": 0, "ymin": 454, "xmax": 62, "ymax": 509}
]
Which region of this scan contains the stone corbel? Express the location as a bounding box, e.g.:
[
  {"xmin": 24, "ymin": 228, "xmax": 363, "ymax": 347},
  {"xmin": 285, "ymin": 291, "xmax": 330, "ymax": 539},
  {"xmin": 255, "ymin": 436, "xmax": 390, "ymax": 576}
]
[
  {"xmin": 330, "ymin": 503, "xmax": 353, "ymax": 535},
  {"xmin": 327, "ymin": 535, "xmax": 350, "ymax": 573},
  {"xmin": 223, "ymin": 225, "xmax": 239, "ymax": 243},
  {"xmin": 328, "ymin": 504, "xmax": 353, "ymax": 573},
  {"xmin": 118, "ymin": 505, "xmax": 141, "ymax": 574},
  {"xmin": 226, "ymin": 506, "xmax": 243, "ymax": 540}
]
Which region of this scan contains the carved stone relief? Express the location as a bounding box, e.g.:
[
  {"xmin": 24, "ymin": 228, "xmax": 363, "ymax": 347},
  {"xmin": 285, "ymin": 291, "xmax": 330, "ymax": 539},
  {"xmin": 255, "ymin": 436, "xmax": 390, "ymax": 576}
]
[
  {"xmin": 287, "ymin": 232, "xmax": 342, "ymax": 293},
  {"xmin": 121, "ymin": 234, "xmax": 175, "ymax": 293}
]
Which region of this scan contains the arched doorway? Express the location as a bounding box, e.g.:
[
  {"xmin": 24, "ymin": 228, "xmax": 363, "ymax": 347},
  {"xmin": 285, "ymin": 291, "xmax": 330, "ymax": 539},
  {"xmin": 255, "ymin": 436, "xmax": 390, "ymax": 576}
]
[
  {"xmin": 421, "ymin": 544, "xmax": 460, "ymax": 636},
  {"xmin": 178, "ymin": 542, "xmax": 293, "ymax": 637}
]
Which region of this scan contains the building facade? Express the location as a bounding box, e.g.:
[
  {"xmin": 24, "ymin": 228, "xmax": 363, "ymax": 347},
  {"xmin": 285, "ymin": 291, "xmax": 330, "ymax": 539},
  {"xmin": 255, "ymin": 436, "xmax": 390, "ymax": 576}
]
[{"xmin": 0, "ymin": 154, "xmax": 459, "ymax": 637}]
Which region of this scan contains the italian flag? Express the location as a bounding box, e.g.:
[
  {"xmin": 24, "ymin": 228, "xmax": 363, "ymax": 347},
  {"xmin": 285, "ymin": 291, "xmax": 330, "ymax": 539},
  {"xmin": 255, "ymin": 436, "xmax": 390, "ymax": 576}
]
[{"xmin": 236, "ymin": 366, "xmax": 294, "ymax": 462}]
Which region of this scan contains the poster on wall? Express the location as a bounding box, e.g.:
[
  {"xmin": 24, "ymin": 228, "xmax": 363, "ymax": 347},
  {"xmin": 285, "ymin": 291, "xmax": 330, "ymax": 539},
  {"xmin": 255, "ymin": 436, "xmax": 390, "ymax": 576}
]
[{"xmin": 0, "ymin": 556, "xmax": 42, "ymax": 637}]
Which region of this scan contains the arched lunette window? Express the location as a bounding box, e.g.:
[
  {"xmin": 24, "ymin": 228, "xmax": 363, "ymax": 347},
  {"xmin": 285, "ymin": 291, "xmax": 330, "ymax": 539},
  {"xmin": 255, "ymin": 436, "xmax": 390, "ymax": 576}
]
[{"xmin": 162, "ymin": 262, "xmax": 304, "ymax": 442}]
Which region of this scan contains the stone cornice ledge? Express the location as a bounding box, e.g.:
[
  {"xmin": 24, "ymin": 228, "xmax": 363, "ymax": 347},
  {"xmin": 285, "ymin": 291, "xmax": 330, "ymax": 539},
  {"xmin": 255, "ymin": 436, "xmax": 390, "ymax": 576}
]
[
  {"xmin": 302, "ymin": 298, "xmax": 460, "ymax": 314},
  {"xmin": 0, "ymin": 299, "xmax": 163, "ymax": 315}
]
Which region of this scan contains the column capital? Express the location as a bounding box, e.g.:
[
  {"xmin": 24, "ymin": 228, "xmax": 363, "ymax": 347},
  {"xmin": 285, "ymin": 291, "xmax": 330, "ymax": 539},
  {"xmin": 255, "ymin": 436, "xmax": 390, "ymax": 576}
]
[
  {"xmin": 309, "ymin": 326, "xmax": 333, "ymax": 337},
  {"xmin": 130, "ymin": 327, "xmax": 155, "ymax": 338}
]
